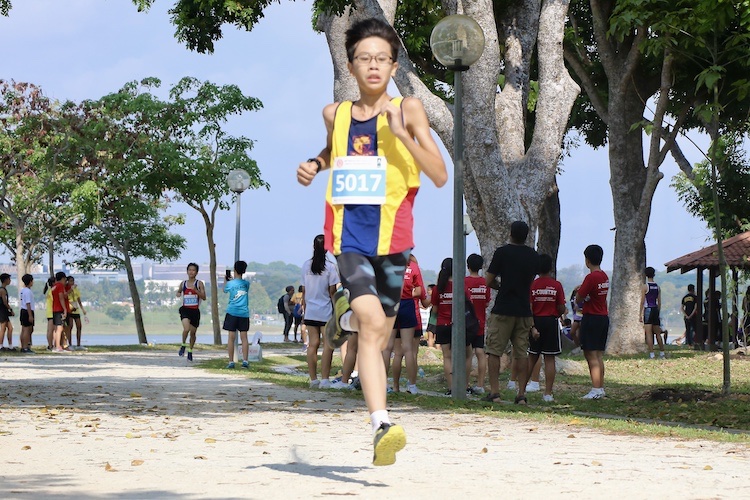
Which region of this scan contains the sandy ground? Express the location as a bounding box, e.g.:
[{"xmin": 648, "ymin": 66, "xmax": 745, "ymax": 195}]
[{"xmin": 1, "ymin": 350, "xmax": 749, "ymax": 499}]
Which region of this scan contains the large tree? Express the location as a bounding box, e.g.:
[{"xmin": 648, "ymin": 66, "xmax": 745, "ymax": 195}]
[
  {"xmin": 0, "ymin": 81, "xmax": 83, "ymax": 279},
  {"xmin": 165, "ymin": 77, "xmax": 267, "ymax": 345},
  {"xmin": 69, "ymin": 79, "xmax": 187, "ymax": 344},
  {"xmin": 564, "ymin": 0, "xmax": 750, "ymax": 353},
  {"xmin": 134, "ymin": 0, "xmax": 579, "ymax": 296}
]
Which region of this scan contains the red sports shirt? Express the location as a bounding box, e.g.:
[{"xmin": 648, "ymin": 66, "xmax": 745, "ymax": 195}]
[
  {"xmin": 530, "ymin": 276, "xmax": 565, "ymax": 317},
  {"xmin": 578, "ymin": 270, "xmax": 609, "ymax": 316},
  {"xmin": 51, "ymin": 282, "xmax": 67, "ymax": 313},
  {"xmin": 465, "ymin": 275, "xmax": 491, "ymax": 336}
]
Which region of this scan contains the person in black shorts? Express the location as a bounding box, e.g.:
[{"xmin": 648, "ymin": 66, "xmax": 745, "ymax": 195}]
[
  {"xmin": 528, "ymin": 254, "xmax": 566, "ymax": 402},
  {"xmin": 176, "ymin": 263, "xmax": 206, "ymax": 362},
  {"xmin": 576, "ymin": 245, "xmax": 610, "ymax": 400},
  {"xmin": 0, "ymin": 273, "xmax": 15, "ymax": 351}
]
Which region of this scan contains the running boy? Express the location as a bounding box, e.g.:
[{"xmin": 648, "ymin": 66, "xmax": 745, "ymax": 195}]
[
  {"xmin": 177, "ymin": 263, "xmax": 206, "ymax": 362},
  {"xmin": 576, "ymin": 245, "xmax": 610, "ymax": 399},
  {"xmin": 223, "ymin": 260, "xmax": 250, "ymax": 369},
  {"xmin": 296, "ymin": 18, "xmax": 447, "ymax": 466}
]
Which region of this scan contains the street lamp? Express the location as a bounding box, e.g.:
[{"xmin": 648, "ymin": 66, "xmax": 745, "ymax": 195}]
[
  {"xmin": 226, "ymin": 169, "xmax": 252, "ymax": 263},
  {"xmin": 430, "ymin": 15, "xmax": 485, "ymax": 400},
  {"xmin": 226, "ymin": 168, "xmax": 251, "ymax": 356}
]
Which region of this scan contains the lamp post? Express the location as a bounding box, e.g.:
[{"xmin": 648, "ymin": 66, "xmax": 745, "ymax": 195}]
[
  {"xmin": 226, "ymin": 169, "xmax": 251, "ymax": 356},
  {"xmin": 226, "ymin": 169, "xmax": 252, "ymax": 263},
  {"xmin": 431, "ymin": 15, "xmax": 485, "ymax": 400}
]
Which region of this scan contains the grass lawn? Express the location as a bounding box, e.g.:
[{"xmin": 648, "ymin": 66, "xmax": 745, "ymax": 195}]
[
  {"xmin": 6, "ymin": 342, "xmax": 749, "ymax": 442},
  {"xmin": 197, "ymin": 343, "xmax": 750, "ymax": 441}
]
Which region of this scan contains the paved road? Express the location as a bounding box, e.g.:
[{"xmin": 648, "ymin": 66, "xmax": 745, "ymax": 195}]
[{"xmin": 0, "ymin": 351, "xmax": 748, "ymax": 499}]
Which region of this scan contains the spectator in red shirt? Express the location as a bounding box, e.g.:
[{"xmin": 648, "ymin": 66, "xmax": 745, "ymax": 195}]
[
  {"xmin": 433, "ymin": 257, "xmax": 474, "ymax": 395},
  {"xmin": 383, "ymin": 254, "xmax": 425, "ymax": 394},
  {"xmin": 575, "ymin": 245, "xmax": 610, "ymax": 400},
  {"xmin": 529, "ymin": 254, "xmax": 566, "ymax": 402},
  {"xmin": 465, "ymin": 253, "xmax": 491, "ymax": 394},
  {"xmin": 50, "ymin": 271, "xmax": 69, "ymax": 352}
]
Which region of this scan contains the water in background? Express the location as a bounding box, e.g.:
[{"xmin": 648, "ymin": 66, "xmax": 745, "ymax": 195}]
[{"xmin": 72, "ymin": 331, "xmax": 289, "ymax": 346}]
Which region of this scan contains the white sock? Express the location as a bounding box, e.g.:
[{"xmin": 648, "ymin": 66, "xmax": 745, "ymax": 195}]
[
  {"xmin": 649, "ymin": 352, "xmax": 655, "ymax": 358},
  {"xmin": 339, "ymin": 310, "xmax": 355, "ymax": 331},
  {"xmin": 370, "ymin": 410, "xmax": 390, "ymax": 433}
]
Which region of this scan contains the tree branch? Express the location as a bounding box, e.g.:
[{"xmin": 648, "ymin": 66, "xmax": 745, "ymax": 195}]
[
  {"xmin": 564, "ymin": 47, "xmax": 609, "ymax": 124},
  {"xmin": 618, "ymin": 26, "xmax": 646, "ymax": 94},
  {"xmin": 669, "ymin": 140, "xmax": 695, "ymax": 180},
  {"xmin": 589, "ymin": 0, "xmax": 616, "ymax": 73}
]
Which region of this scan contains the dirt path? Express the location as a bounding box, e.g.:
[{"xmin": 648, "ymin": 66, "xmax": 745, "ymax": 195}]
[{"xmin": 1, "ymin": 351, "xmax": 748, "ymax": 499}]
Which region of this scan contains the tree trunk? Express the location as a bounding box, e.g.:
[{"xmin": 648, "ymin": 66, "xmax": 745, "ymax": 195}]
[
  {"xmin": 320, "ymin": 1, "xmax": 577, "ymax": 269},
  {"xmin": 14, "ymin": 224, "xmax": 27, "ymax": 283},
  {"xmin": 48, "ymin": 229, "xmax": 55, "ymax": 277},
  {"xmin": 200, "ymin": 205, "xmax": 222, "ymax": 345},
  {"xmin": 604, "ymin": 81, "xmax": 650, "ymax": 354},
  {"xmin": 123, "ymin": 251, "xmax": 148, "ymax": 344},
  {"xmin": 537, "ymin": 182, "xmax": 561, "ymax": 272}
]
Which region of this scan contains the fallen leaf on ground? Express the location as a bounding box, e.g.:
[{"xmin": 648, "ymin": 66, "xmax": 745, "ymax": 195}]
[
  {"xmin": 567, "ymin": 434, "xmax": 576, "ymax": 438},
  {"xmin": 130, "ymin": 392, "xmax": 142, "ymax": 398},
  {"xmin": 194, "ymin": 455, "xmax": 207, "ymax": 460},
  {"xmin": 592, "ymin": 461, "xmax": 602, "ymax": 466},
  {"xmin": 131, "ymin": 460, "xmax": 144, "ymax": 466},
  {"xmin": 21, "ymin": 445, "xmax": 30, "ymax": 450},
  {"xmin": 105, "ymin": 462, "xmax": 116, "ymax": 472},
  {"xmin": 704, "ymin": 465, "xmax": 713, "ymax": 470},
  {"xmin": 480, "ymin": 447, "xmax": 488, "ymax": 454},
  {"xmin": 205, "ymin": 438, "xmax": 216, "ymax": 443},
  {"xmin": 253, "ymin": 440, "xmax": 268, "ymax": 446}
]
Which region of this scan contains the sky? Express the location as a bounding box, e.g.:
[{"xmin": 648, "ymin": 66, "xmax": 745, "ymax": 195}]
[{"xmin": 0, "ymin": 0, "xmax": 716, "ymax": 275}]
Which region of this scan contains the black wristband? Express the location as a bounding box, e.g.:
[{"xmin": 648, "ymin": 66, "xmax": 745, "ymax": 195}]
[{"xmin": 308, "ymin": 157, "xmax": 322, "ymax": 173}]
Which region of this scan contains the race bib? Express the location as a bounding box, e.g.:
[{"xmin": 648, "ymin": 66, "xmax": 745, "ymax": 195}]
[
  {"xmin": 183, "ymin": 294, "xmax": 199, "ymax": 307},
  {"xmin": 331, "ymin": 156, "xmax": 386, "ymax": 205}
]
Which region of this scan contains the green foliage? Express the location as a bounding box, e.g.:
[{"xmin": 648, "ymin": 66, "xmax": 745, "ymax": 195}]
[
  {"xmin": 671, "ymin": 136, "xmax": 750, "ymax": 238},
  {"xmin": 105, "ymin": 303, "xmax": 130, "ymax": 321},
  {"xmin": 0, "ymin": 0, "xmax": 9, "ymax": 16},
  {"xmin": 134, "ymin": 0, "xmax": 301, "ymax": 54},
  {"xmin": 165, "ymin": 77, "xmax": 267, "ymax": 209},
  {"xmin": 0, "ymin": 81, "xmax": 86, "ymax": 269},
  {"xmin": 248, "ymin": 280, "xmax": 272, "ymax": 314}
]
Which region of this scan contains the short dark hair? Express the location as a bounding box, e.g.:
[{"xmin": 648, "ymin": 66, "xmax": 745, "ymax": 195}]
[
  {"xmin": 645, "ymin": 266, "xmax": 656, "ymax": 278},
  {"xmin": 584, "ymin": 244, "xmax": 604, "ymax": 266},
  {"xmin": 467, "ymin": 253, "xmax": 483, "ymax": 273},
  {"xmin": 345, "ymin": 18, "xmax": 400, "ymax": 63},
  {"xmin": 187, "ymin": 263, "xmax": 199, "ymax": 272},
  {"xmin": 22, "ymin": 274, "xmax": 33, "ymax": 286},
  {"xmin": 234, "ymin": 260, "xmax": 247, "ymax": 275},
  {"xmin": 538, "ymin": 254, "xmax": 553, "ymax": 274},
  {"xmin": 286, "ymin": 285, "xmax": 294, "ymax": 293},
  {"xmin": 688, "ymin": 284, "xmax": 695, "ymax": 291},
  {"xmin": 510, "ymin": 221, "xmax": 529, "ymax": 243},
  {"xmin": 55, "ymin": 271, "xmax": 66, "ymax": 282},
  {"xmin": 0, "ymin": 273, "xmax": 10, "ymax": 283}
]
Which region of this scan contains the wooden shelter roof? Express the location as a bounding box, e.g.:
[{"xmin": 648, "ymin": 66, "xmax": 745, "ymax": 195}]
[{"xmin": 665, "ymin": 231, "xmax": 750, "ymax": 273}]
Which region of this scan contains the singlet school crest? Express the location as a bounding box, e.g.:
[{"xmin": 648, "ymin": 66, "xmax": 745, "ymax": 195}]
[{"xmin": 324, "ymin": 98, "xmax": 421, "ymax": 257}]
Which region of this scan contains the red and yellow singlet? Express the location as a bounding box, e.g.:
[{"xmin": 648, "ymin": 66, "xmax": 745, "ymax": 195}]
[{"xmin": 324, "ymin": 98, "xmax": 421, "ymax": 257}]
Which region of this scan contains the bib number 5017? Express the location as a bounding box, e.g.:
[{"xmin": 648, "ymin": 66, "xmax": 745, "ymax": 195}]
[{"xmin": 330, "ymin": 156, "xmax": 387, "ymax": 205}]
